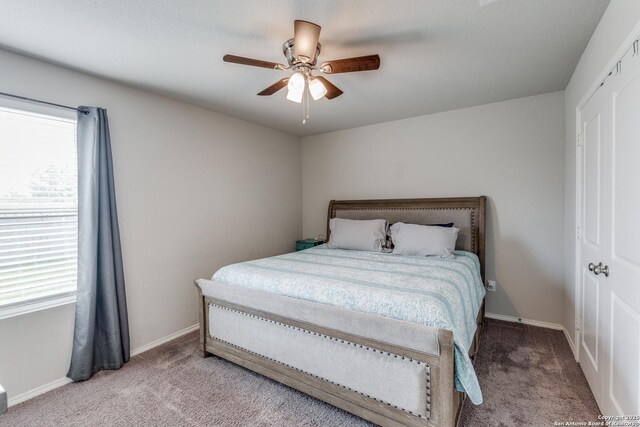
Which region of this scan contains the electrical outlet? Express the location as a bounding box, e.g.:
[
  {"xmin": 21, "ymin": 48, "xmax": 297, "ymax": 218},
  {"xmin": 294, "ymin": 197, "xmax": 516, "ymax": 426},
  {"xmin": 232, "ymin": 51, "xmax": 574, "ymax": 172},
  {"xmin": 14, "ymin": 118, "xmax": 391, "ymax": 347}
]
[{"xmin": 486, "ymin": 280, "xmax": 497, "ymax": 292}]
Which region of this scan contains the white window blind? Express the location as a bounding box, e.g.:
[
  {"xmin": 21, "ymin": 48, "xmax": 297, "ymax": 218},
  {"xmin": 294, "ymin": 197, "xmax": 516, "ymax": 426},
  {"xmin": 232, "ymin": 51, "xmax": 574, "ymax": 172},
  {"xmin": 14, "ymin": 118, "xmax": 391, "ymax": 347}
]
[{"xmin": 0, "ymin": 106, "xmax": 77, "ymax": 308}]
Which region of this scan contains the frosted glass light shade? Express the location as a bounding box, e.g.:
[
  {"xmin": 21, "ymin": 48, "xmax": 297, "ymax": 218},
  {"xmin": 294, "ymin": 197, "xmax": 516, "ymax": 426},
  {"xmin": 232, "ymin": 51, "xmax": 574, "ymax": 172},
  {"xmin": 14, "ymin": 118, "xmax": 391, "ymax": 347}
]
[
  {"xmin": 287, "ymin": 72, "xmax": 305, "ymax": 92},
  {"xmin": 286, "ymin": 72, "xmax": 305, "ymax": 103},
  {"xmin": 286, "ymin": 87, "xmax": 303, "ymax": 103},
  {"xmin": 308, "ymin": 78, "xmax": 327, "ymax": 100}
]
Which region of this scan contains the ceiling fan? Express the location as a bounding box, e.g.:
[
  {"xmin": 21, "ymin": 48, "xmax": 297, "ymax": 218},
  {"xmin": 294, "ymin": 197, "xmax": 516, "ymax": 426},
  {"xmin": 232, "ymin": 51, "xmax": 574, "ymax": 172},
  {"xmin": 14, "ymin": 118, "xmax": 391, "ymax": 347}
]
[{"xmin": 223, "ymin": 20, "xmax": 381, "ymax": 123}]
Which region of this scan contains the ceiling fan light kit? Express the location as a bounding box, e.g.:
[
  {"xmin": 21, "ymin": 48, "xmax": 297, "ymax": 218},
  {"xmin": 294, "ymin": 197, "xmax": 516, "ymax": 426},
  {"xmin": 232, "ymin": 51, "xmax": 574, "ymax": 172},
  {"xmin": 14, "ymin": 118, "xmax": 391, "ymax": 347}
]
[
  {"xmin": 286, "ymin": 72, "xmax": 305, "ymax": 103},
  {"xmin": 286, "ymin": 73, "xmax": 304, "ymax": 103},
  {"xmin": 223, "ymin": 20, "xmax": 381, "ymax": 124},
  {"xmin": 308, "ymin": 78, "xmax": 327, "ymax": 100}
]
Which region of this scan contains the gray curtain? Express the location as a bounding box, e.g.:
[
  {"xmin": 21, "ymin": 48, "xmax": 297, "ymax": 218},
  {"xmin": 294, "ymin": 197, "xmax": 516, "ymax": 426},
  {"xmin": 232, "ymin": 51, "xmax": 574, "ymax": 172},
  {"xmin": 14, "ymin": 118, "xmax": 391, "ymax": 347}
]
[{"xmin": 67, "ymin": 107, "xmax": 129, "ymax": 381}]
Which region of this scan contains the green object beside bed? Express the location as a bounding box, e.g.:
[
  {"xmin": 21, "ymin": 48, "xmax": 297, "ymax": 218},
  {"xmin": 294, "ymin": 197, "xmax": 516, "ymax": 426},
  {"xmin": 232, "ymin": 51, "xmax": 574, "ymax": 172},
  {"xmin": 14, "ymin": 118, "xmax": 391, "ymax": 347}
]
[{"xmin": 295, "ymin": 238, "xmax": 324, "ymax": 251}]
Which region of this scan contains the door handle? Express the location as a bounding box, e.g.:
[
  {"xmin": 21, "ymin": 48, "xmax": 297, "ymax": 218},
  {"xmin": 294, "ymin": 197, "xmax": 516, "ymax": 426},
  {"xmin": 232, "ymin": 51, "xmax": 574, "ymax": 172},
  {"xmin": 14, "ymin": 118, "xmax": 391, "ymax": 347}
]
[
  {"xmin": 588, "ymin": 263, "xmax": 597, "ymax": 272},
  {"xmin": 593, "ymin": 262, "xmax": 610, "ymax": 277}
]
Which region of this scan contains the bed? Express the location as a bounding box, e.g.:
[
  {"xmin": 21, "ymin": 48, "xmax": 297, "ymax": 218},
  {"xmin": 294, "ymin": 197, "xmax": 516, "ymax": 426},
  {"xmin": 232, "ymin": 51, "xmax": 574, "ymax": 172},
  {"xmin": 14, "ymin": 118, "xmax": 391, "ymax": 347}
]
[{"xmin": 195, "ymin": 197, "xmax": 486, "ymax": 427}]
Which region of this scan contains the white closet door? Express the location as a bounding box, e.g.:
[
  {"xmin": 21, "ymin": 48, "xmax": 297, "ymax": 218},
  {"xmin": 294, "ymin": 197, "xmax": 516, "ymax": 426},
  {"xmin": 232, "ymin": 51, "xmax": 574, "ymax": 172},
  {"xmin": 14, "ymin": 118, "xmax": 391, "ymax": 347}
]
[
  {"xmin": 579, "ymin": 86, "xmax": 610, "ymax": 407},
  {"xmin": 600, "ymin": 49, "xmax": 640, "ymax": 416},
  {"xmin": 578, "ymin": 44, "xmax": 640, "ymax": 415}
]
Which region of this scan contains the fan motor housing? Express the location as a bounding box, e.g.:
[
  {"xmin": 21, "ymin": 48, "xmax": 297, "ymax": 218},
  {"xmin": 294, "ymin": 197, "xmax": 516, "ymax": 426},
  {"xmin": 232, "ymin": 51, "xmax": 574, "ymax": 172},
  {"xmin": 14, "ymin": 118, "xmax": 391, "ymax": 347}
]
[{"xmin": 282, "ymin": 38, "xmax": 321, "ymax": 67}]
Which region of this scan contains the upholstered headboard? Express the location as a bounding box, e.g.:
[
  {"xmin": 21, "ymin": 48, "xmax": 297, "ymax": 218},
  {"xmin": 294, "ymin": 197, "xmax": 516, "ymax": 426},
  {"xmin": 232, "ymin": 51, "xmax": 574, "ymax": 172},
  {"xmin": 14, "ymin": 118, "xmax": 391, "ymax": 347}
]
[{"xmin": 327, "ymin": 197, "xmax": 486, "ymax": 278}]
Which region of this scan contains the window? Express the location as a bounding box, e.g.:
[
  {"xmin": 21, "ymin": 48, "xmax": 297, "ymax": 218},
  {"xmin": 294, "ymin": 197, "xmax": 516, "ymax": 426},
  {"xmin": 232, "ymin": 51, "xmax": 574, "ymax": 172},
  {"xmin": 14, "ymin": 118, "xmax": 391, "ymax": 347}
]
[{"xmin": 0, "ymin": 105, "xmax": 77, "ymax": 314}]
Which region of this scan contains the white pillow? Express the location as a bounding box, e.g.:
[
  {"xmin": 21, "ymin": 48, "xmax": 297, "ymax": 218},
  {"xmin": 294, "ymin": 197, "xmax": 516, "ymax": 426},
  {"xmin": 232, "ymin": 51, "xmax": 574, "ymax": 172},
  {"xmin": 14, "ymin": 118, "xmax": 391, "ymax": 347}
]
[
  {"xmin": 390, "ymin": 222, "xmax": 459, "ymax": 258},
  {"xmin": 327, "ymin": 218, "xmax": 388, "ymax": 252}
]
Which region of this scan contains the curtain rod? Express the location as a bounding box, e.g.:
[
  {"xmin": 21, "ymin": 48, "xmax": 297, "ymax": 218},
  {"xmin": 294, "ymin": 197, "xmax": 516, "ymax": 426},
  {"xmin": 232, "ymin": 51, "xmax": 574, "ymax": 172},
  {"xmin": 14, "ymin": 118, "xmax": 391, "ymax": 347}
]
[{"xmin": 0, "ymin": 91, "xmax": 88, "ymax": 114}]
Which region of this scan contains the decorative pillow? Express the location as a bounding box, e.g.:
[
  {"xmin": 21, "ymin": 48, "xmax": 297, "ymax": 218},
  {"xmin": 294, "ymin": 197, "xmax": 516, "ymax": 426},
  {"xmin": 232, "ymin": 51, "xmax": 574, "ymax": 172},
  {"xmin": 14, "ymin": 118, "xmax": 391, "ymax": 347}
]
[
  {"xmin": 327, "ymin": 218, "xmax": 388, "ymax": 252},
  {"xmin": 385, "ymin": 222, "xmax": 454, "ymax": 249},
  {"xmin": 390, "ymin": 222, "xmax": 459, "ymax": 258}
]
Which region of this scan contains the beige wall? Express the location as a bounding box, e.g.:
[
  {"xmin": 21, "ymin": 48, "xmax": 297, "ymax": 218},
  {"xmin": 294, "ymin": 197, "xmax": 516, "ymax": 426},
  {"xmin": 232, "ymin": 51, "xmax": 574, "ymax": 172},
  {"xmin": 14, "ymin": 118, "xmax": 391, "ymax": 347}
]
[
  {"xmin": 302, "ymin": 91, "xmax": 565, "ymax": 325},
  {"xmin": 0, "ymin": 48, "xmax": 301, "ymax": 400},
  {"xmin": 563, "ymin": 1, "xmax": 640, "ymax": 349}
]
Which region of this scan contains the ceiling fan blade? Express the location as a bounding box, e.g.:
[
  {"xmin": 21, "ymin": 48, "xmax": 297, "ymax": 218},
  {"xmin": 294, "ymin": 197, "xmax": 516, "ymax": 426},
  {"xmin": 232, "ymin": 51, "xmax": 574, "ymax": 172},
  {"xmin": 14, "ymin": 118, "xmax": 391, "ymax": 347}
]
[
  {"xmin": 223, "ymin": 54, "xmax": 284, "ymax": 70},
  {"xmin": 257, "ymin": 78, "xmax": 289, "ymax": 96},
  {"xmin": 315, "ymin": 76, "xmax": 343, "ymax": 100},
  {"xmin": 320, "ymin": 54, "xmax": 380, "ymax": 74},
  {"xmin": 294, "ymin": 20, "xmax": 321, "ymax": 63}
]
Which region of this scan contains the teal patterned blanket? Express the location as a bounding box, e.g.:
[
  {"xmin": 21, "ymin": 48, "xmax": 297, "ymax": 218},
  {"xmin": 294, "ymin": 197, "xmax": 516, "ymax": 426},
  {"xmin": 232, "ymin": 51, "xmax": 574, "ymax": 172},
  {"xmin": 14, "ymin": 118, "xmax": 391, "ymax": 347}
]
[{"xmin": 212, "ymin": 244, "xmax": 485, "ymax": 404}]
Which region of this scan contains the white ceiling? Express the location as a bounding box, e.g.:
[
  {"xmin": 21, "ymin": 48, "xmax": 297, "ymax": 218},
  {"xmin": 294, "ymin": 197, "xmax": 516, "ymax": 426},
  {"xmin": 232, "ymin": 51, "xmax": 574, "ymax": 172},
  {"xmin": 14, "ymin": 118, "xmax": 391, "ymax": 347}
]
[{"xmin": 0, "ymin": 0, "xmax": 609, "ymax": 136}]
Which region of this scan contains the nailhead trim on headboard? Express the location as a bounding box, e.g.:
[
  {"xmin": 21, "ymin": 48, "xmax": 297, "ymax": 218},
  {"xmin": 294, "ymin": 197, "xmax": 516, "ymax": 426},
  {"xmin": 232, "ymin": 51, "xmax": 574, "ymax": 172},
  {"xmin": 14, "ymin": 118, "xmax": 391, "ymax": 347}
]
[
  {"xmin": 327, "ymin": 197, "xmax": 487, "ymax": 280},
  {"xmin": 333, "ymin": 207, "xmax": 477, "ymax": 252}
]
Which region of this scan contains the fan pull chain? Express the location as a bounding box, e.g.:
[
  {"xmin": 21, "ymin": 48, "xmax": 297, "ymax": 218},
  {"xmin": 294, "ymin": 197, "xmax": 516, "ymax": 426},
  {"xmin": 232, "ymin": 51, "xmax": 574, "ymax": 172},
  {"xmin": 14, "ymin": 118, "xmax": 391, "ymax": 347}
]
[{"xmin": 302, "ymin": 81, "xmax": 310, "ymax": 124}]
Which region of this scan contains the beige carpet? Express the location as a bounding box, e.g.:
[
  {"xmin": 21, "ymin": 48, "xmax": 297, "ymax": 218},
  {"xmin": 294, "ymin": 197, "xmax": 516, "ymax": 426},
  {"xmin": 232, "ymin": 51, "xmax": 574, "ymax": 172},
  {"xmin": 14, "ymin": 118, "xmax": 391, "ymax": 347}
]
[
  {"xmin": 459, "ymin": 320, "xmax": 600, "ymax": 426},
  {"xmin": 3, "ymin": 319, "xmax": 599, "ymax": 426}
]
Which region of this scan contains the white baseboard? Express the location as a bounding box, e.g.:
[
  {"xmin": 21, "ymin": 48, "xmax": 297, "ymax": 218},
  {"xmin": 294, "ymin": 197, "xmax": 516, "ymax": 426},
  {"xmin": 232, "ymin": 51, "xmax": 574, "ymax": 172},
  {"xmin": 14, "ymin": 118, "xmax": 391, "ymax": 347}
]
[
  {"xmin": 563, "ymin": 327, "xmax": 578, "ymax": 360},
  {"xmin": 8, "ymin": 323, "xmax": 200, "ymax": 407},
  {"xmin": 8, "ymin": 377, "xmax": 73, "ymax": 407},
  {"xmin": 130, "ymin": 323, "xmax": 200, "ymax": 357},
  {"xmin": 485, "ymin": 312, "xmax": 564, "ymax": 330}
]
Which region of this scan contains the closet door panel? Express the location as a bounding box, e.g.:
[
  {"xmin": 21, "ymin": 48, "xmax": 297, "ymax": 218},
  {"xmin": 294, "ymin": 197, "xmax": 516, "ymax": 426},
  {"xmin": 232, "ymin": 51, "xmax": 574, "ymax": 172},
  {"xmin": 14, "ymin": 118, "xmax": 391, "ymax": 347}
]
[
  {"xmin": 583, "ymin": 111, "xmax": 601, "ymax": 247},
  {"xmin": 603, "ymin": 52, "xmax": 640, "ymax": 416},
  {"xmin": 609, "ymin": 295, "xmax": 640, "ymax": 414},
  {"xmin": 578, "ymin": 87, "xmax": 608, "ymax": 407},
  {"xmin": 582, "ymin": 271, "xmax": 600, "ymax": 370},
  {"xmin": 612, "ymin": 68, "xmax": 640, "ymax": 268}
]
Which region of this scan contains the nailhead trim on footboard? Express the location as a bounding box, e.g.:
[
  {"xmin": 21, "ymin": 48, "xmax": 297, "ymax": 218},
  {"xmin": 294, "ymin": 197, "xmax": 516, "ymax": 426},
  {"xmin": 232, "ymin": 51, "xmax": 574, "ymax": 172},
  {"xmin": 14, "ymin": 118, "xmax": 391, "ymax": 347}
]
[{"xmin": 208, "ymin": 303, "xmax": 432, "ymax": 420}]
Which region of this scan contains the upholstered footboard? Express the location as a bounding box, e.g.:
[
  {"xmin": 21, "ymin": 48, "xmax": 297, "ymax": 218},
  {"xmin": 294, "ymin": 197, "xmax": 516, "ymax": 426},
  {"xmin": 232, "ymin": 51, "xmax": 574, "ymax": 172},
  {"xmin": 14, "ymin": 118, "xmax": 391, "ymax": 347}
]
[
  {"xmin": 210, "ymin": 301, "xmax": 432, "ymax": 418},
  {"xmin": 195, "ymin": 280, "xmax": 481, "ymax": 427}
]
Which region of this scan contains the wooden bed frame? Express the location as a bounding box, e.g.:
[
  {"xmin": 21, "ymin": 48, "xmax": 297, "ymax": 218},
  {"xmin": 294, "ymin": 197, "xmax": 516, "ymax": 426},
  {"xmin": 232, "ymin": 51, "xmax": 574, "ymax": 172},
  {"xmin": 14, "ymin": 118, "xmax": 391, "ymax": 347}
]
[{"xmin": 195, "ymin": 196, "xmax": 486, "ymax": 427}]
